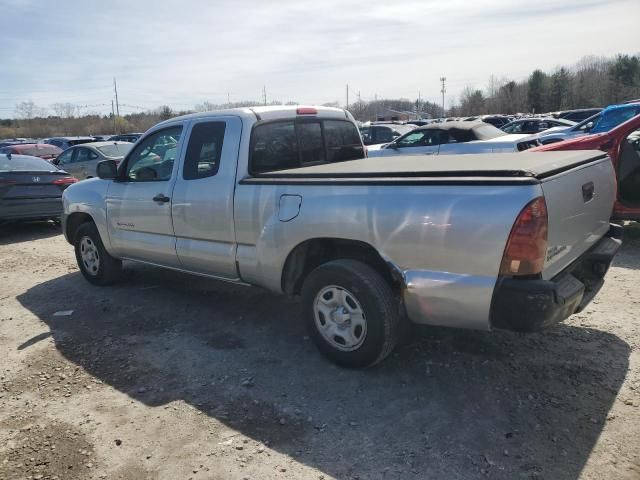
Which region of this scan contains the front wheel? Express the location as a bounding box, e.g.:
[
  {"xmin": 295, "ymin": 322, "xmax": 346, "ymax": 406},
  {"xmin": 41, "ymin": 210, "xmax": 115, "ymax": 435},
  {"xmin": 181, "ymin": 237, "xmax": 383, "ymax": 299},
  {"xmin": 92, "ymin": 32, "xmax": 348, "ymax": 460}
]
[
  {"xmin": 301, "ymin": 259, "xmax": 400, "ymax": 368},
  {"xmin": 74, "ymin": 222, "xmax": 122, "ymax": 285}
]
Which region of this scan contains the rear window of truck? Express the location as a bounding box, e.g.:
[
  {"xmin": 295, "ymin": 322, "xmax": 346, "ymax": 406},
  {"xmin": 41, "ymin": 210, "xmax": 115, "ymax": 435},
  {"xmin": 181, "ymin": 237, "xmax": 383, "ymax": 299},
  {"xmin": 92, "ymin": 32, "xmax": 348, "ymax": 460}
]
[{"xmin": 250, "ymin": 119, "xmax": 364, "ymax": 174}]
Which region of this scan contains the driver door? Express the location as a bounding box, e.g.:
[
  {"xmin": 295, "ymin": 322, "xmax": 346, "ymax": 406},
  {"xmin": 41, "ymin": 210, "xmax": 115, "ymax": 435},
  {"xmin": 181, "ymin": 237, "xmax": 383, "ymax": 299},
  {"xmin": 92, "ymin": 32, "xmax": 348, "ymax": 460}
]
[{"xmin": 106, "ymin": 125, "xmax": 184, "ymax": 267}]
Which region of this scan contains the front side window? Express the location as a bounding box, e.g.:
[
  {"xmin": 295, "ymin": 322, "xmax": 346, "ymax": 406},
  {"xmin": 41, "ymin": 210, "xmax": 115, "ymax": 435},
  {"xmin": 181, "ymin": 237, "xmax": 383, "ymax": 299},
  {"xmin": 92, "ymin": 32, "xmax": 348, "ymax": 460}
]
[
  {"xmin": 183, "ymin": 121, "xmax": 226, "ymax": 179},
  {"xmin": 124, "ymin": 126, "xmax": 182, "ymax": 181},
  {"xmin": 396, "ymin": 131, "xmax": 428, "ymax": 147},
  {"xmin": 56, "ymin": 149, "xmax": 74, "ymax": 164}
]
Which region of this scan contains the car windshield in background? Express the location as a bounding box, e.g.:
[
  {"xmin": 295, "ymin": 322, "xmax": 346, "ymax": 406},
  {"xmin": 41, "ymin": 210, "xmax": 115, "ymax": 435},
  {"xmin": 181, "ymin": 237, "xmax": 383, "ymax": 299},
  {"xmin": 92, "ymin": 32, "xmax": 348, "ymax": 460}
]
[
  {"xmin": 591, "ymin": 106, "xmax": 640, "ymax": 134},
  {"xmin": 0, "ymin": 155, "xmax": 59, "ymax": 172},
  {"xmin": 97, "ymin": 143, "xmax": 133, "ymax": 157}
]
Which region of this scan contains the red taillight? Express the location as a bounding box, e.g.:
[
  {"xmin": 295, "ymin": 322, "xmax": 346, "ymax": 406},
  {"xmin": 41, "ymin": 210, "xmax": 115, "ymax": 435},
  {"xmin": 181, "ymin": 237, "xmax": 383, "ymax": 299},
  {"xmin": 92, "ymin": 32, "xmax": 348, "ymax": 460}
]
[
  {"xmin": 499, "ymin": 197, "xmax": 548, "ymax": 276},
  {"xmin": 296, "ymin": 107, "xmax": 317, "ymax": 115},
  {"xmin": 53, "ymin": 177, "xmax": 79, "ymax": 185}
]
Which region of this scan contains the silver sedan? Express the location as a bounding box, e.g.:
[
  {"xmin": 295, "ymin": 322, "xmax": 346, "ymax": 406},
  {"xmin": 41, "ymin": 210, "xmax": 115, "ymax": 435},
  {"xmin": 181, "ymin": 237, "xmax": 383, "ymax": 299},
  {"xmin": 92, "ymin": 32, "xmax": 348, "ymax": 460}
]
[{"xmin": 53, "ymin": 142, "xmax": 132, "ymax": 180}]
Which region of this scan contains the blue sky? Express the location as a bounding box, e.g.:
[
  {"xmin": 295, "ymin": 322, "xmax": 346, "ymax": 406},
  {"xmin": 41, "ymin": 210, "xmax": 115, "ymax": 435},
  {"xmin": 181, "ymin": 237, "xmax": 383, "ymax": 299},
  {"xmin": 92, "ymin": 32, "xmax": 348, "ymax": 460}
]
[{"xmin": 0, "ymin": 0, "xmax": 638, "ymax": 117}]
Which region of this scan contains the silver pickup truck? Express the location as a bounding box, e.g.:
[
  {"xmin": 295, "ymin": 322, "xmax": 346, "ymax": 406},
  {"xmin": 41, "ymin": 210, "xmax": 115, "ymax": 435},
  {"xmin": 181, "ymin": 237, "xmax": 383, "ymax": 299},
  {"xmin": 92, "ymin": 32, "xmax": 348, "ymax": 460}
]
[{"xmin": 62, "ymin": 106, "xmax": 622, "ymax": 367}]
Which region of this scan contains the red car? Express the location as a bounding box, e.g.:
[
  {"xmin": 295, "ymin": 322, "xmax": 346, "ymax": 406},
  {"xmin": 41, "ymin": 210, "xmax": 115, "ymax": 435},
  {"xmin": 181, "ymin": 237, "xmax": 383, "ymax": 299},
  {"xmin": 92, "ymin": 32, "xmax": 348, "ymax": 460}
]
[
  {"xmin": 0, "ymin": 143, "xmax": 63, "ymax": 161},
  {"xmin": 531, "ymin": 114, "xmax": 640, "ymax": 221}
]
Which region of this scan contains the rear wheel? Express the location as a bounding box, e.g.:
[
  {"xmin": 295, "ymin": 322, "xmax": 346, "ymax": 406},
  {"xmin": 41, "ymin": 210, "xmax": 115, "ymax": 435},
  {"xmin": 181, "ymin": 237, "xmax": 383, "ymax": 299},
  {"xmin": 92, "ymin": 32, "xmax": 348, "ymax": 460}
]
[
  {"xmin": 74, "ymin": 222, "xmax": 122, "ymax": 285},
  {"xmin": 301, "ymin": 259, "xmax": 400, "ymax": 368}
]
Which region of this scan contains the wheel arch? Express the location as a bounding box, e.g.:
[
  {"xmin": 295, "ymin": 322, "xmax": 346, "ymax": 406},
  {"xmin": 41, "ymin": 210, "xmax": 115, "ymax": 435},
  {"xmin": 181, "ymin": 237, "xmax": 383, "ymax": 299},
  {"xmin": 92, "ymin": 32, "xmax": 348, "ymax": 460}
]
[
  {"xmin": 281, "ymin": 237, "xmax": 404, "ymax": 296},
  {"xmin": 64, "ymin": 212, "xmax": 95, "ymax": 245}
]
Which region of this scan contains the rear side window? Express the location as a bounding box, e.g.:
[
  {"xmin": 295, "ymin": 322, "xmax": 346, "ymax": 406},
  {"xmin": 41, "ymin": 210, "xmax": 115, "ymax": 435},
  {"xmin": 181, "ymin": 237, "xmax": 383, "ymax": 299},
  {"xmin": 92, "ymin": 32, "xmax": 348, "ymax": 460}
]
[
  {"xmin": 250, "ymin": 119, "xmax": 363, "ymax": 174},
  {"xmin": 183, "ymin": 121, "xmax": 226, "ymax": 179}
]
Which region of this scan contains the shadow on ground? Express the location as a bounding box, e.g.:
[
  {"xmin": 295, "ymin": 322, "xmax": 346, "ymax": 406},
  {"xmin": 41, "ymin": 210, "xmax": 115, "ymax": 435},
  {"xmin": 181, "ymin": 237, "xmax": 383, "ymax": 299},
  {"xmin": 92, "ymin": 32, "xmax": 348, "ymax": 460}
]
[
  {"xmin": 0, "ymin": 221, "xmax": 61, "ymax": 246},
  {"xmin": 17, "ymin": 261, "xmax": 629, "ymax": 479}
]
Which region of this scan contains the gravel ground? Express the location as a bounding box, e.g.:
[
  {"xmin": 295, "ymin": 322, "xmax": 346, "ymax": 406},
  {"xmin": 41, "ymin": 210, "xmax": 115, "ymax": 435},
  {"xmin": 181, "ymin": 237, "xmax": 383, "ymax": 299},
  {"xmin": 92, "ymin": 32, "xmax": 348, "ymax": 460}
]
[{"xmin": 0, "ymin": 221, "xmax": 639, "ymax": 480}]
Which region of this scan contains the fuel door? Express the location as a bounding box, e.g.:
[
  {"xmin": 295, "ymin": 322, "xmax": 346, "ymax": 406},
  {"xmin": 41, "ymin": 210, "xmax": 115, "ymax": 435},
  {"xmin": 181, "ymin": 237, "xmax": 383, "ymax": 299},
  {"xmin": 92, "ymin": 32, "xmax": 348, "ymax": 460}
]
[{"xmin": 278, "ymin": 194, "xmax": 302, "ymax": 222}]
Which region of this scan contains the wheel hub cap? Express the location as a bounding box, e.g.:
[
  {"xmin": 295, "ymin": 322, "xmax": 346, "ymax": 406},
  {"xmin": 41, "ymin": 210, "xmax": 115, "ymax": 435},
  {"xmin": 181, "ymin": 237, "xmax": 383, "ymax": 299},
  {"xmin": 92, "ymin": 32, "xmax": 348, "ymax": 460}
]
[
  {"xmin": 313, "ymin": 286, "xmax": 367, "ymax": 351},
  {"xmin": 80, "ymin": 236, "xmax": 100, "ymax": 276}
]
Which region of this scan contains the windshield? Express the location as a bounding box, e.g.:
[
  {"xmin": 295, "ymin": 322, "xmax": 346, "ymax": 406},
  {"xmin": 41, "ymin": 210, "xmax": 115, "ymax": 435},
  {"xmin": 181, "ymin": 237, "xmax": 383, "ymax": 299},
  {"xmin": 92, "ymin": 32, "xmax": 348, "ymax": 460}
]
[
  {"xmin": 68, "ymin": 138, "xmax": 95, "ymax": 146},
  {"xmin": 0, "ymin": 154, "xmax": 59, "ymax": 172},
  {"xmin": 591, "ymin": 106, "xmax": 640, "ymax": 134},
  {"xmin": 97, "ymin": 143, "xmax": 133, "ymax": 157}
]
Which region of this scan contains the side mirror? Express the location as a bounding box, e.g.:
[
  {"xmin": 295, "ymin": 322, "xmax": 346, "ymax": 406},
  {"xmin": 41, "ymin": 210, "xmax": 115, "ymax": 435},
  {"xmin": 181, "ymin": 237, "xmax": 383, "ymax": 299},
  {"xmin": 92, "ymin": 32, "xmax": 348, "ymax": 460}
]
[
  {"xmin": 51, "ymin": 157, "xmax": 60, "ymax": 165},
  {"xmin": 97, "ymin": 159, "xmax": 118, "ymax": 180},
  {"xmin": 583, "ymin": 121, "xmax": 594, "ymax": 132}
]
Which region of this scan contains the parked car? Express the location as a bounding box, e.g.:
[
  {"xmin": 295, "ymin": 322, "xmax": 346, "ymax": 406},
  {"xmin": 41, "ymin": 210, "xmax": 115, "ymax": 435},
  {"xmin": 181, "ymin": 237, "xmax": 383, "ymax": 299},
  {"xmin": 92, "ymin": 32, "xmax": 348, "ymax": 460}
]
[
  {"xmin": 361, "ymin": 123, "xmax": 415, "ymax": 146},
  {"xmin": 480, "ymin": 115, "xmax": 512, "ymax": 128},
  {"xmin": 531, "ymin": 112, "xmax": 640, "ymax": 221},
  {"xmin": 109, "ymin": 133, "xmax": 143, "ymax": 143},
  {"xmin": 538, "ymin": 103, "xmax": 640, "ymax": 145},
  {"xmin": 367, "ymin": 121, "xmax": 535, "ymax": 157},
  {"xmin": 501, "ymin": 117, "xmax": 576, "ymax": 135},
  {"xmin": 553, "ymin": 108, "xmax": 602, "ymax": 123},
  {"xmin": 92, "ymin": 135, "xmax": 113, "ymax": 142},
  {"xmin": 0, "ymin": 143, "xmax": 62, "ymax": 161},
  {"xmin": 52, "ymin": 142, "xmax": 133, "ymax": 180},
  {"xmin": 44, "ymin": 136, "xmax": 96, "ymax": 150},
  {"xmin": 0, "ymin": 153, "xmax": 77, "ymax": 222},
  {"xmin": 61, "ymin": 105, "xmax": 620, "ymax": 367}
]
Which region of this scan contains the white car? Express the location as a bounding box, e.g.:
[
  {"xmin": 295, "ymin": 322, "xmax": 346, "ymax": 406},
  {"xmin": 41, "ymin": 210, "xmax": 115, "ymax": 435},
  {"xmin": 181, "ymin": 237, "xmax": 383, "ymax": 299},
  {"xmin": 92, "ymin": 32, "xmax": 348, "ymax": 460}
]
[{"xmin": 367, "ymin": 121, "xmax": 536, "ymax": 157}]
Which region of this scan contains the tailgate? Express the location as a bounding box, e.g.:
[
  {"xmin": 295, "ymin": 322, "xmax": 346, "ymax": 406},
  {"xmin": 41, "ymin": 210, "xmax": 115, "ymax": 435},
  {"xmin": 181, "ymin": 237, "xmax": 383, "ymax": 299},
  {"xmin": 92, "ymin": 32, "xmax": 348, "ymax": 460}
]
[{"xmin": 540, "ymin": 155, "xmax": 616, "ymax": 279}]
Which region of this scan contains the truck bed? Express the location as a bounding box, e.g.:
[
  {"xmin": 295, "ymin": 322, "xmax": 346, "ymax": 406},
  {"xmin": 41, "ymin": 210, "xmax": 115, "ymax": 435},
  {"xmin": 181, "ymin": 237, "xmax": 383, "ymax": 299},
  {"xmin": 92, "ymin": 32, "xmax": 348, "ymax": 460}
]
[{"xmin": 248, "ymin": 150, "xmax": 608, "ymax": 180}]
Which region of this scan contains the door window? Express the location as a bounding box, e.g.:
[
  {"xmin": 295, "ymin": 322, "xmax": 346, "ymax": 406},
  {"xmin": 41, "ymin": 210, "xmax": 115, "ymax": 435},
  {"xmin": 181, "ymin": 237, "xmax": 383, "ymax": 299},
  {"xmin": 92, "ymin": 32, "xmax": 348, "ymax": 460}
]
[
  {"xmin": 183, "ymin": 121, "xmax": 226, "ymax": 180},
  {"xmin": 124, "ymin": 126, "xmax": 182, "ymax": 181},
  {"xmin": 395, "ymin": 130, "xmax": 444, "ymax": 147},
  {"xmin": 56, "ymin": 149, "xmax": 74, "ymax": 165}
]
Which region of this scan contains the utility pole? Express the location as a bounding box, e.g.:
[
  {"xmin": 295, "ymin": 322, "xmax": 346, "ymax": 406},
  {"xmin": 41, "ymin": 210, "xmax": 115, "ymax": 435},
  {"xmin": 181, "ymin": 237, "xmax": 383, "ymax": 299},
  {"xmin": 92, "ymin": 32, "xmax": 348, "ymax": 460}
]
[
  {"xmin": 111, "ymin": 100, "xmax": 116, "ymax": 134},
  {"xmin": 227, "ymin": 92, "xmax": 231, "ymax": 106},
  {"xmin": 417, "ymin": 90, "xmax": 422, "ymax": 118},
  {"xmin": 439, "ymin": 77, "xmax": 446, "ymax": 117},
  {"xmin": 262, "ymin": 85, "xmax": 267, "ymax": 106},
  {"xmin": 113, "ymin": 77, "xmax": 120, "ymax": 119},
  {"xmin": 374, "ymin": 93, "xmax": 378, "ymax": 121},
  {"xmin": 346, "ymin": 84, "xmax": 349, "ymax": 110}
]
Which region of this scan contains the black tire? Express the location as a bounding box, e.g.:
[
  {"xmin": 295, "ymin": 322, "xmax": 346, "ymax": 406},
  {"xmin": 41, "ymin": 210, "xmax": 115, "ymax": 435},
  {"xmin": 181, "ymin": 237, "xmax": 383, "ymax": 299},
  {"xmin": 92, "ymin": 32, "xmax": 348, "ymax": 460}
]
[
  {"xmin": 301, "ymin": 259, "xmax": 400, "ymax": 368},
  {"xmin": 74, "ymin": 222, "xmax": 122, "ymax": 286}
]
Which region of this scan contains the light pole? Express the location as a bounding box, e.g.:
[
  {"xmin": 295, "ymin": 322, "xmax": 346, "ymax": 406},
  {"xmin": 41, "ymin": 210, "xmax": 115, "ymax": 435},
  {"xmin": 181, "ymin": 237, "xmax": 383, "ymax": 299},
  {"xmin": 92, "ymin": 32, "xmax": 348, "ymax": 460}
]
[{"xmin": 439, "ymin": 77, "xmax": 446, "ymax": 117}]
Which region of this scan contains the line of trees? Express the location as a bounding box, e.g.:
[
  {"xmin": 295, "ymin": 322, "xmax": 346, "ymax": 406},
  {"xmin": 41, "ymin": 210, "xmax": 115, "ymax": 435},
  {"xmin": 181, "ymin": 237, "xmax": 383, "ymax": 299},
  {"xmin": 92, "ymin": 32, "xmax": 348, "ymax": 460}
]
[
  {"xmin": 2, "ymin": 53, "xmax": 639, "ymax": 139},
  {"xmin": 453, "ymin": 54, "xmax": 640, "ymax": 117}
]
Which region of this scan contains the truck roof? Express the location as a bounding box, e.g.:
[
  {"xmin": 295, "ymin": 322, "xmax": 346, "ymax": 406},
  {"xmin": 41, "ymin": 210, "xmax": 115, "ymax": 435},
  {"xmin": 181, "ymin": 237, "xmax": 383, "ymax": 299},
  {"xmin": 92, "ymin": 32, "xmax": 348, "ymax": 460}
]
[
  {"xmin": 252, "ymin": 150, "xmax": 607, "ymax": 181},
  {"xmin": 157, "ymin": 105, "xmax": 352, "ymax": 127}
]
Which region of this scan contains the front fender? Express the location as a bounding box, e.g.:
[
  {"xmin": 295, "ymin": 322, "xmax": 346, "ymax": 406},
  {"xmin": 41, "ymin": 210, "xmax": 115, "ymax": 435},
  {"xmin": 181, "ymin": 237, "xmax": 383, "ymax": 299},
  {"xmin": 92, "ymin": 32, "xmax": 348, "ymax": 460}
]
[{"xmin": 62, "ymin": 178, "xmax": 113, "ymax": 252}]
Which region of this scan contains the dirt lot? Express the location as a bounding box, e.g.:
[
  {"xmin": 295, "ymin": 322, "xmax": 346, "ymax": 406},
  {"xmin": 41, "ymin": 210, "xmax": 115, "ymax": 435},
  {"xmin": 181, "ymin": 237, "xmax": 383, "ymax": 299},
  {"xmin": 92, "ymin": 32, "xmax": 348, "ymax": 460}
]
[{"xmin": 0, "ymin": 222, "xmax": 639, "ymax": 480}]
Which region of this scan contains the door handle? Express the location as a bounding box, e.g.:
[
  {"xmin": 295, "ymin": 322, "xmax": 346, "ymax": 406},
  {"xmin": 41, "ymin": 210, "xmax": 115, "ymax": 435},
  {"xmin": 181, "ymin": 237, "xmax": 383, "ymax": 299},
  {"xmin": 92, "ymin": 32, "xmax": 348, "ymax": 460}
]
[{"xmin": 153, "ymin": 194, "xmax": 170, "ymax": 203}]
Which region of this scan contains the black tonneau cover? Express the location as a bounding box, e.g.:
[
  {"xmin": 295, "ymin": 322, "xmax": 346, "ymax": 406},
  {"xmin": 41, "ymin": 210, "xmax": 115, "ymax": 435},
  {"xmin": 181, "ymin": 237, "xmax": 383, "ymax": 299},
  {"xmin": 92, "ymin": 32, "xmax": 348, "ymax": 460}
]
[{"xmin": 251, "ymin": 151, "xmax": 607, "ymax": 180}]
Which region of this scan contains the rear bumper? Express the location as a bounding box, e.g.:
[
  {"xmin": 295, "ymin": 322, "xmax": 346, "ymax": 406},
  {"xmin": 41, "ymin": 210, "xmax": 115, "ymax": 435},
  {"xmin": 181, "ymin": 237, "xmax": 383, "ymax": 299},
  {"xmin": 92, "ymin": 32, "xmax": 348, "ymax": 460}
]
[
  {"xmin": 490, "ymin": 223, "xmax": 623, "ymax": 332},
  {"xmin": 0, "ymin": 198, "xmax": 63, "ymax": 221}
]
